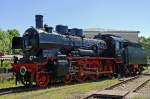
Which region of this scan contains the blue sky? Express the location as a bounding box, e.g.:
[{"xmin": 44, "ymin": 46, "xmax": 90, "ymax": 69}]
[{"xmin": 0, "ymin": 0, "xmax": 149, "ymax": 37}]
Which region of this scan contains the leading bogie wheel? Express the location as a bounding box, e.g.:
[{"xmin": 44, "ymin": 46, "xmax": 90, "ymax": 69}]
[{"xmin": 36, "ymin": 72, "xmax": 49, "ymax": 87}]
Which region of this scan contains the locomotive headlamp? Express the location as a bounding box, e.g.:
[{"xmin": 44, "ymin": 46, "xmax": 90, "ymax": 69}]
[{"xmin": 20, "ymin": 66, "xmax": 27, "ymax": 76}]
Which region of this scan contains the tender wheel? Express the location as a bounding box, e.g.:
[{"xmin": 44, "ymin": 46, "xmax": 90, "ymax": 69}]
[
  {"xmin": 36, "ymin": 72, "xmax": 49, "ymax": 87},
  {"xmin": 64, "ymin": 74, "xmax": 72, "ymax": 84}
]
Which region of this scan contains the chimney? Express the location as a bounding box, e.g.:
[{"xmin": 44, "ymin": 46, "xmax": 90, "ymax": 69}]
[{"xmin": 35, "ymin": 15, "xmax": 43, "ymax": 29}]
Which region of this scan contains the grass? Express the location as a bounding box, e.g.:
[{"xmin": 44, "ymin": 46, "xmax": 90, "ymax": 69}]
[
  {"xmin": 0, "ymin": 79, "xmax": 120, "ymax": 99},
  {"xmin": 0, "ymin": 79, "xmax": 22, "ymax": 89},
  {"xmin": 132, "ymin": 97, "xmax": 145, "ymax": 99},
  {"xmin": 144, "ymin": 66, "xmax": 150, "ymax": 71}
]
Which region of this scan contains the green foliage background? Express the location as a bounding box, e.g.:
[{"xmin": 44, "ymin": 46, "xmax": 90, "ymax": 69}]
[
  {"xmin": 0, "ymin": 29, "xmax": 20, "ymax": 54},
  {"xmin": 139, "ymin": 37, "xmax": 150, "ymax": 59},
  {"xmin": 0, "ymin": 29, "xmax": 20, "ymax": 67}
]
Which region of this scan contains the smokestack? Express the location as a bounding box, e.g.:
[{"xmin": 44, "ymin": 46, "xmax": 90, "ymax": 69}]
[{"xmin": 35, "ymin": 15, "xmax": 43, "ymax": 29}]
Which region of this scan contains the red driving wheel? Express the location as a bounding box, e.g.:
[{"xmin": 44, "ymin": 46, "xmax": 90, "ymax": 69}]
[
  {"xmin": 64, "ymin": 74, "xmax": 72, "ymax": 84},
  {"xmin": 36, "ymin": 72, "xmax": 49, "ymax": 87},
  {"xmin": 75, "ymin": 66, "xmax": 86, "ymax": 82}
]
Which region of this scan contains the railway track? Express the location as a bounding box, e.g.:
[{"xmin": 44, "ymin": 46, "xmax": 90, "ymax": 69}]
[
  {"xmin": 105, "ymin": 76, "xmax": 140, "ymax": 90},
  {"xmin": 133, "ymin": 78, "xmax": 150, "ymax": 92},
  {"xmin": 0, "ymin": 76, "xmax": 143, "ymax": 96},
  {"xmin": 85, "ymin": 75, "xmax": 150, "ymax": 99},
  {"xmin": 0, "ymin": 81, "xmax": 67, "ymax": 96},
  {"xmin": 0, "ymin": 79, "xmax": 106, "ymax": 96},
  {"xmin": 1, "ymin": 75, "xmax": 150, "ymax": 98},
  {"xmin": 133, "ymin": 78, "xmax": 150, "ymax": 94},
  {"xmin": 107, "ymin": 75, "xmax": 150, "ymax": 92},
  {"xmin": 0, "ymin": 86, "xmax": 47, "ymax": 96}
]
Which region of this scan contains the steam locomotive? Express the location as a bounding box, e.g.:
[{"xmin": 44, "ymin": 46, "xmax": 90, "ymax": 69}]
[{"xmin": 12, "ymin": 15, "xmax": 147, "ymax": 87}]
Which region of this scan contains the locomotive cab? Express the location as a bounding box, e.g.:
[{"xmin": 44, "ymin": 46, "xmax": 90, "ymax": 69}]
[{"xmin": 94, "ymin": 34, "xmax": 124, "ymax": 58}]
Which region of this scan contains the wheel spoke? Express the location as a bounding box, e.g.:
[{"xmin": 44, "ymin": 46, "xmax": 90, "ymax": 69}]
[
  {"xmin": 75, "ymin": 74, "xmax": 86, "ymax": 82},
  {"xmin": 36, "ymin": 72, "xmax": 49, "ymax": 87},
  {"xmin": 64, "ymin": 74, "xmax": 72, "ymax": 84},
  {"xmin": 75, "ymin": 66, "xmax": 86, "ymax": 82}
]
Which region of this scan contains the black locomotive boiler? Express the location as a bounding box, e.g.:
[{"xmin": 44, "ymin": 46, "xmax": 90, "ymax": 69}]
[{"xmin": 12, "ymin": 15, "xmax": 147, "ymax": 87}]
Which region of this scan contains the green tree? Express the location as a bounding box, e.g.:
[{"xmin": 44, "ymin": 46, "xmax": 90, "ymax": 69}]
[
  {"xmin": 7, "ymin": 29, "xmax": 20, "ymax": 54},
  {"xmin": 0, "ymin": 29, "xmax": 20, "ymax": 54},
  {"xmin": 139, "ymin": 36, "xmax": 150, "ymax": 59}
]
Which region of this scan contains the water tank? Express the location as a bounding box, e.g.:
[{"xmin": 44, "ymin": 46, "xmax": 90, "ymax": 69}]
[
  {"xmin": 70, "ymin": 28, "xmax": 77, "ymax": 36},
  {"xmin": 70, "ymin": 28, "xmax": 83, "ymax": 37},
  {"xmin": 56, "ymin": 25, "xmax": 68, "ymax": 35},
  {"xmin": 76, "ymin": 29, "xmax": 83, "ymax": 37}
]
